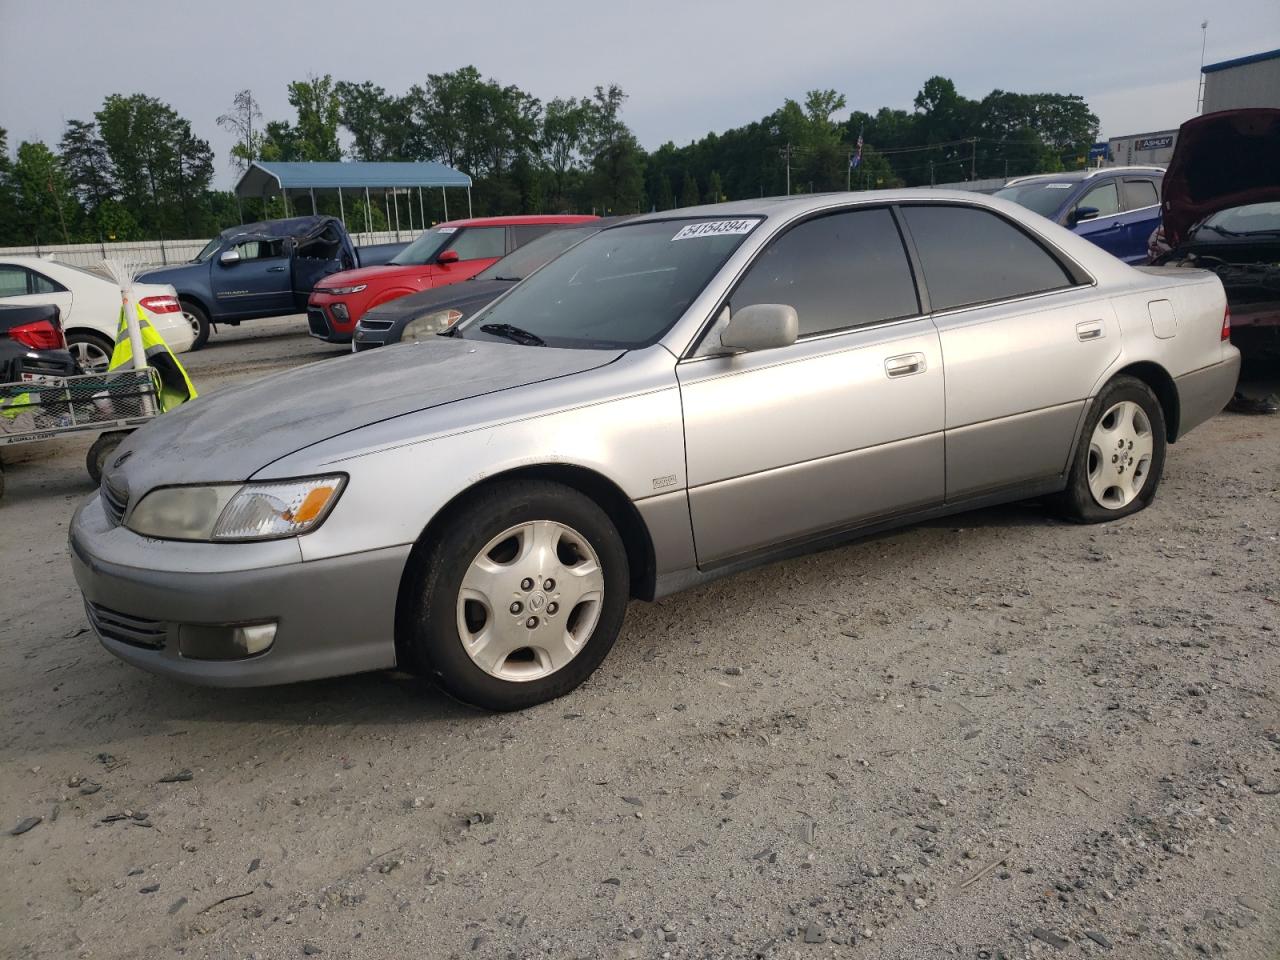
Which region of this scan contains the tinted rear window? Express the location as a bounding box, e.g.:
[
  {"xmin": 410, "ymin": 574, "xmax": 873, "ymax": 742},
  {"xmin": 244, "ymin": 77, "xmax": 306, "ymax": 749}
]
[
  {"xmin": 1122, "ymin": 179, "xmax": 1159, "ymax": 210},
  {"xmin": 901, "ymin": 205, "xmax": 1074, "ymax": 312}
]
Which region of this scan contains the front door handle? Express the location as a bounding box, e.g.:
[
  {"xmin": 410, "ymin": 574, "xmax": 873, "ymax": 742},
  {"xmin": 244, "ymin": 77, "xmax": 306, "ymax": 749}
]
[
  {"xmin": 885, "ymin": 353, "xmax": 926, "ymax": 378},
  {"xmin": 267, "ymin": 265, "xmax": 287, "ymax": 273},
  {"xmin": 1076, "ymin": 320, "xmax": 1105, "ymax": 342}
]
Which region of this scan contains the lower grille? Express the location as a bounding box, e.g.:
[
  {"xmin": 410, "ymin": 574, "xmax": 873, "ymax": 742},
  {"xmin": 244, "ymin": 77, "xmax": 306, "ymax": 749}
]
[
  {"xmin": 359, "ymin": 319, "xmax": 394, "ymax": 331},
  {"xmin": 86, "ymin": 602, "xmax": 168, "ymax": 650},
  {"xmin": 307, "ymin": 308, "xmax": 330, "ymax": 338},
  {"xmin": 100, "ymin": 477, "xmax": 128, "ymax": 526}
]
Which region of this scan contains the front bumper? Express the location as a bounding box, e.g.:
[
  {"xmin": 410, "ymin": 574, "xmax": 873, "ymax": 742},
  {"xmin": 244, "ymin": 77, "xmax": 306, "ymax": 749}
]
[
  {"xmin": 69, "ymin": 494, "xmax": 407, "ymax": 687},
  {"xmin": 306, "ymin": 296, "xmax": 355, "ymax": 343},
  {"xmin": 351, "ymin": 318, "xmax": 396, "ymax": 352}
]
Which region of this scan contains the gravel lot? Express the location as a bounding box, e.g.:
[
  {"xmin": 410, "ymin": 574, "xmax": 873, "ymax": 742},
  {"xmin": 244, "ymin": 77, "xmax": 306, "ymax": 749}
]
[{"xmin": 1, "ymin": 318, "xmax": 1277, "ymax": 960}]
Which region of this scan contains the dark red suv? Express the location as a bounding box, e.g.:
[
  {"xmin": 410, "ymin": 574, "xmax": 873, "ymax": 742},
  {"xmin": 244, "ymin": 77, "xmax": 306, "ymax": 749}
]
[{"xmin": 307, "ymin": 214, "xmax": 596, "ymax": 343}]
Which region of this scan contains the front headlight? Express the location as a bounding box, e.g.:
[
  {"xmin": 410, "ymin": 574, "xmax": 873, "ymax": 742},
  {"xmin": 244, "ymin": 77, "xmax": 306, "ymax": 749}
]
[
  {"xmin": 322, "ymin": 284, "xmax": 366, "ymax": 296},
  {"xmin": 126, "ymin": 475, "xmax": 346, "ymax": 542},
  {"xmin": 402, "ymin": 309, "xmax": 463, "ymax": 342}
]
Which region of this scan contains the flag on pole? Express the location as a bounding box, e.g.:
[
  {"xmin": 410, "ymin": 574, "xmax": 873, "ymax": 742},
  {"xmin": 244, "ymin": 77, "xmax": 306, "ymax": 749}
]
[{"xmin": 850, "ymin": 127, "xmax": 864, "ymax": 170}]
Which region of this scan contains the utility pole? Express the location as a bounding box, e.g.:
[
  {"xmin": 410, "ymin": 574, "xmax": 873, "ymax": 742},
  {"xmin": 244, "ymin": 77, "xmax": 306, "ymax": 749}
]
[
  {"xmin": 1196, "ymin": 20, "xmax": 1210, "ymax": 113},
  {"xmin": 846, "ymin": 149, "xmax": 852, "ymax": 192},
  {"xmin": 780, "ymin": 143, "xmax": 792, "ymax": 195},
  {"xmin": 929, "ymin": 160, "xmax": 935, "ymax": 187},
  {"xmin": 970, "ymin": 137, "xmax": 977, "ymax": 180}
]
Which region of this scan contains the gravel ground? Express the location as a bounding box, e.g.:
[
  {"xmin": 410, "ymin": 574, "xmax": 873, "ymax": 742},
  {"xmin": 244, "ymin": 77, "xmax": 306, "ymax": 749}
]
[{"xmin": 1, "ymin": 320, "xmax": 1277, "ymax": 960}]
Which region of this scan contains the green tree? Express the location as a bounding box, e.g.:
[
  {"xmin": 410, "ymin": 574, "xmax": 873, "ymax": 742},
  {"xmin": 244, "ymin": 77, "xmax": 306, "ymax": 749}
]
[
  {"xmin": 542, "ymin": 96, "xmax": 590, "ymax": 203},
  {"xmin": 59, "ymin": 120, "xmax": 115, "ymax": 213},
  {"xmin": 705, "ymin": 171, "xmax": 724, "ymax": 204},
  {"xmin": 655, "ymin": 173, "xmax": 674, "ymax": 211},
  {"xmin": 583, "ymin": 85, "xmax": 646, "ymax": 213},
  {"xmin": 680, "ymin": 172, "xmax": 700, "ymax": 207},
  {"xmin": 13, "ymin": 140, "xmax": 74, "ymax": 245},
  {"xmin": 0, "ymin": 129, "xmax": 23, "ymax": 244},
  {"xmin": 286, "ymin": 74, "xmax": 342, "ymax": 161}
]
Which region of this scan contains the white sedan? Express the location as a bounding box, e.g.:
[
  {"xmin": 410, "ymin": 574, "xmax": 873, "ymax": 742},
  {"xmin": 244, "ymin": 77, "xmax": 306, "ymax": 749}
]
[{"xmin": 0, "ymin": 256, "xmax": 195, "ymax": 372}]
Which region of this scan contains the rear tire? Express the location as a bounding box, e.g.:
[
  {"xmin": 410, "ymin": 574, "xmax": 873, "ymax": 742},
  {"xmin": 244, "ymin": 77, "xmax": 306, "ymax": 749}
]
[
  {"xmin": 402, "ymin": 480, "xmax": 630, "ymax": 711},
  {"xmin": 182, "ymin": 301, "xmax": 211, "ymax": 350},
  {"xmin": 66, "ymin": 330, "xmax": 115, "ymax": 374},
  {"xmin": 1056, "ymin": 375, "xmax": 1166, "ymax": 524}
]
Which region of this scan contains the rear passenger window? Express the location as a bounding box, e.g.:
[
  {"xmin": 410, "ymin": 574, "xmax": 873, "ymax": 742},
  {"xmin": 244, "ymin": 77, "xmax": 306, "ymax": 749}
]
[
  {"xmin": 30, "ymin": 271, "xmax": 64, "ymax": 294},
  {"xmin": 511, "ymin": 224, "xmax": 554, "ymax": 247},
  {"xmin": 900, "ymin": 205, "xmax": 1074, "ymax": 312},
  {"xmin": 1122, "ymin": 179, "xmax": 1159, "ymax": 210},
  {"xmin": 0, "ymin": 265, "xmax": 28, "ymax": 298},
  {"xmin": 730, "ymin": 207, "xmax": 919, "ymax": 337},
  {"xmin": 449, "ymin": 227, "xmax": 506, "ymax": 261}
]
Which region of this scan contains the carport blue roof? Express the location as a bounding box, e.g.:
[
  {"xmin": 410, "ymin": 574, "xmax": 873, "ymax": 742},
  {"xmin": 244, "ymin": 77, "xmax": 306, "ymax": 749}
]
[{"xmin": 235, "ymin": 160, "xmax": 473, "ymax": 198}]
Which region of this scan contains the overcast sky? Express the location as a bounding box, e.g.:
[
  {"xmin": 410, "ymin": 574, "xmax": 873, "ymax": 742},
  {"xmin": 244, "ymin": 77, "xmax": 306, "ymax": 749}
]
[{"xmin": 2, "ymin": 0, "xmax": 1276, "ymax": 186}]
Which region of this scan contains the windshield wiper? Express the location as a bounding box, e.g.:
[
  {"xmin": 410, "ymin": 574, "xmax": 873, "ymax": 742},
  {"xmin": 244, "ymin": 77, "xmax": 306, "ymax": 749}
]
[{"xmin": 480, "ymin": 323, "xmax": 546, "ymax": 346}]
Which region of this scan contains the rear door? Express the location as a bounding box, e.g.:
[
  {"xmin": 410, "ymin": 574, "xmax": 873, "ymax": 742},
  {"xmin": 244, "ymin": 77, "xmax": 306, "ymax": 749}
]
[
  {"xmin": 1069, "ymin": 180, "xmax": 1127, "ymax": 259},
  {"xmin": 678, "ymin": 206, "xmax": 945, "ymax": 565},
  {"xmin": 1117, "ymin": 177, "xmax": 1162, "ymax": 263},
  {"xmin": 899, "ymin": 203, "xmax": 1118, "ymax": 500},
  {"xmin": 209, "ymin": 237, "xmax": 294, "ymax": 318}
]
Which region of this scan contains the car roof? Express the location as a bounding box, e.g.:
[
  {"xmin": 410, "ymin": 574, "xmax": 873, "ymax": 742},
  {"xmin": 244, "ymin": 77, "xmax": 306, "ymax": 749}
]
[
  {"xmin": 1004, "ymin": 166, "xmax": 1165, "ymax": 187},
  {"xmin": 431, "ymin": 214, "xmax": 598, "ymax": 229},
  {"xmin": 625, "ymin": 189, "xmax": 1038, "ymax": 225}
]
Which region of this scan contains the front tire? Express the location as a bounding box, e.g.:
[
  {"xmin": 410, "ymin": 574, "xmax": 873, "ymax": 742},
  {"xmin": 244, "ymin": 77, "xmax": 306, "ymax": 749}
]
[
  {"xmin": 86, "ymin": 431, "xmax": 131, "ymax": 485},
  {"xmin": 403, "ymin": 480, "xmax": 630, "ymax": 711},
  {"xmin": 1058, "ymin": 375, "xmax": 1167, "ymax": 524},
  {"xmin": 182, "ymin": 301, "xmax": 211, "ymax": 350}
]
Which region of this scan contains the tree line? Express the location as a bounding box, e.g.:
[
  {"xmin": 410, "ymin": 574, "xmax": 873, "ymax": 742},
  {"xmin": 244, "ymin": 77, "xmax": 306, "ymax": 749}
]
[{"xmin": 0, "ymin": 71, "xmax": 1099, "ymax": 246}]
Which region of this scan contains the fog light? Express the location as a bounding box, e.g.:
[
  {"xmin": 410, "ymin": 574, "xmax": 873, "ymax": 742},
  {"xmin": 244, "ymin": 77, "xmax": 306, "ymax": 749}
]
[
  {"xmin": 179, "ymin": 622, "xmax": 277, "ymax": 660},
  {"xmin": 330, "ymin": 303, "xmax": 349, "ymax": 322}
]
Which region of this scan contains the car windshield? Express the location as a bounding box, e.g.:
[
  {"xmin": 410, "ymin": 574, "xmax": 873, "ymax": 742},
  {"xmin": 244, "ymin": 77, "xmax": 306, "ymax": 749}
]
[
  {"xmin": 193, "ymin": 237, "xmax": 222, "ymax": 262},
  {"xmin": 458, "ymin": 217, "xmax": 760, "ymax": 349},
  {"xmin": 473, "ymin": 226, "xmax": 598, "ymax": 282},
  {"xmin": 389, "ymin": 227, "xmax": 454, "ymax": 266},
  {"xmin": 994, "ymin": 181, "xmax": 1076, "ymax": 218},
  {"xmin": 1194, "ymin": 201, "xmax": 1280, "ymax": 237}
]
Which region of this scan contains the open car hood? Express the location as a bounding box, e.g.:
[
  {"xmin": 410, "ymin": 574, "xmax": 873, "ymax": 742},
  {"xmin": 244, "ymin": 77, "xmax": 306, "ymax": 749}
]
[{"xmin": 1162, "ymin": 109, "xmax": 1280, "ymax": 246}]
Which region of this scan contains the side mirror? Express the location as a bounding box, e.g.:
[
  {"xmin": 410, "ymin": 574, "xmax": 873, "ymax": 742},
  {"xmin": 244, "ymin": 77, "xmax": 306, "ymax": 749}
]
[
  {"xmin": 437, "ymin": 249, "xmax": 459, "ymax": 265},
  {"xmin": 1072, "ymin": 205, "xmax": 1100, "ymax": 225},
  {"xmin": 720, "ymin": 303, "xmax": 799, "ymax": 353},
  {"xmin": 219, "ymin": 248, "xmax": 241, "ymax": 265}
]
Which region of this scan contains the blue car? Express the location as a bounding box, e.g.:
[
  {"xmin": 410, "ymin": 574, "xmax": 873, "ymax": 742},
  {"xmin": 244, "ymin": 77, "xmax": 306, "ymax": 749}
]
[{"xmin": 994, "ymin": 167, "xmax": 1164, "ymax": 264}]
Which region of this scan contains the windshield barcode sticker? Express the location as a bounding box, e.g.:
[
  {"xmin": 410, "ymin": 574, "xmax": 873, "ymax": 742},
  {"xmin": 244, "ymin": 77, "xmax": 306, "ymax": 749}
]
[
  {"xmin": 671, "ymin": 219, "xmax": 757, "ymax": 241},
  {"xmin": 436, "ymin": 226, "xmax": 457, "ymax": 233}
]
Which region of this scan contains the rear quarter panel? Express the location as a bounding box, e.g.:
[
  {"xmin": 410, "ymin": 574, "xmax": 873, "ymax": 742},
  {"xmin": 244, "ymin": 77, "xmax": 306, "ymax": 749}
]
[{"xmin": 1112, "ymin": 266, "xmax": 1229, "ymax": 379}]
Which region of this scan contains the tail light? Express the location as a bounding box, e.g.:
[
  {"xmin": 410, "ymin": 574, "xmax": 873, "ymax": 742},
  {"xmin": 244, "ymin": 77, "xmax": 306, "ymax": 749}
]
[
  {"xmin": 9, "ymin": 319, "xmax": 65, "ymax": 350},
  {"xmin": 139, "ymin": 295, "xmax": 181, "ymax": 314},
  {"xmin": 1221, "ymin": 305, "xmax": 1231, "ymax": 341}
]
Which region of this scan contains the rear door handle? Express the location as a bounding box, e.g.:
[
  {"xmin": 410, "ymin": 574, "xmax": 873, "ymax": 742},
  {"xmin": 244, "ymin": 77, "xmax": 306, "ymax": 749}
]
[
  {"xmin": 885, "ymin": 353, "xmax": 926, "ymax": 378},
  {"xmin": 1076, "ymin": 320, "xmax": 1105, "ymax": 342},
  {"xmin": 268, "ymin": 265, "xmax": 286, "ymax": 273}
]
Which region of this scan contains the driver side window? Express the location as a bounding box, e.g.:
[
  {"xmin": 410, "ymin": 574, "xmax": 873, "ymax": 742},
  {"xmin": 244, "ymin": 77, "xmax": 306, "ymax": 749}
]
[
  {"xmin": 235, "ymin": 239, "xmax": 284, "ymax": 261},
  {"xmin": 1076, "ymin": 182, "xmax": 1119, "ymax": 219}
]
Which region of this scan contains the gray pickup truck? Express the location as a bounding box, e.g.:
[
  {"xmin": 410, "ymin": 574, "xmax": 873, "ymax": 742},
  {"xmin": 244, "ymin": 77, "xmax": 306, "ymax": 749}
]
[{"xmin": 139, "ymin": 215, "xmax": 406, "ymax": 349}]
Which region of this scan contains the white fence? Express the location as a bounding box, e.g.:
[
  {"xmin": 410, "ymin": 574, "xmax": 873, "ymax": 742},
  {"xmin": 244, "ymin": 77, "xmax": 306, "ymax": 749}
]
[{"xmin": 0, "ymin": 229, "xmax": 411, "ymax": 269}]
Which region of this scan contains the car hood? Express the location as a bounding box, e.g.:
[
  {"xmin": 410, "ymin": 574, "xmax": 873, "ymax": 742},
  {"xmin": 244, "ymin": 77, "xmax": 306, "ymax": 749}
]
[
  {"xmin": 1162, "ymin": 109, "xmax": 1280, "ymax": 246},
  {"xmin": 361, "ymin": 279, "xmax": 514, "ymax": 325},
  {"xmin": 315, "ymin": 263, "xmax": 429, "ymax": 290},
  {"xmin": 136, "ymin": 263, "xmax": 200, "ymax": 285},
  {"xmin": 106, "ymin": 337, "xmax": 624, "ymax": 493}
]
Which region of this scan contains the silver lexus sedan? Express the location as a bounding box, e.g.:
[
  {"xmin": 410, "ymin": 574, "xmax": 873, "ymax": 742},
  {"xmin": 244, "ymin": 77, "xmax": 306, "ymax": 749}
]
[{"xmin": 71, "ymin": 192, "xmax": 1239, "ymax": 711}]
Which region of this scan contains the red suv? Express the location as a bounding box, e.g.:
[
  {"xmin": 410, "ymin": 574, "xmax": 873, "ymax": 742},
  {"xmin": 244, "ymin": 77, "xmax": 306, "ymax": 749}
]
[{"xmin": 307, "ymin": 214, "xmax": 596, "ymax": 343}]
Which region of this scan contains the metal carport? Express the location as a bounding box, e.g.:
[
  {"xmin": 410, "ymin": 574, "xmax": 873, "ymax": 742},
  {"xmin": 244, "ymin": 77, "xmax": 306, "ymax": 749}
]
[{"xmin": 234, "ymin": 160, "xmax": 475, "ymax": 238}]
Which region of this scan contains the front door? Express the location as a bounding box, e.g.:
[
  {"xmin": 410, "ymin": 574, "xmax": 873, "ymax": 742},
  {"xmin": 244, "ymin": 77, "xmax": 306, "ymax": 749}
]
[
  {"xmin": 1069, "ymin": 180, "xmax": 1128, "ymax": 260},
  {"xmin": 677, "ymin": 206, "xmax": 945, "ymax": 565},
  {"xmin": 896, "ymin": 203, "xmax": 1121, "ymax": 500},
  {"xmin": 210, "ymin": 237, "xmax": 294, "ymax": 319}
]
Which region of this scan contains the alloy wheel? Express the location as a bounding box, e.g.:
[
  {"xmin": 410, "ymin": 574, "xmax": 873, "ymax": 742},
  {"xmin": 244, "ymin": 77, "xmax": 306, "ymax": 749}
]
[
  {"xmin": 68, "ymin": 339, "xmax": 111, "ymax": 374},
  {"xmin": 456, "ymin": 520, "xmax": 604, "ymax": 682}
]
